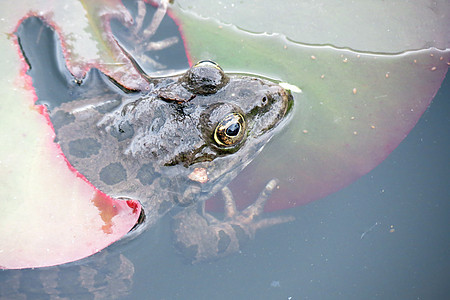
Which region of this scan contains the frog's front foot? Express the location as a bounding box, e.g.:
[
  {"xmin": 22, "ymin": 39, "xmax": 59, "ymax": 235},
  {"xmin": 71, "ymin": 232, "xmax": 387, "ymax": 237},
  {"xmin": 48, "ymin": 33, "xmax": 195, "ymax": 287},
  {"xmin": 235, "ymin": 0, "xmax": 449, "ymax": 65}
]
[
  {"xmin": 115, "ymin": 0, "xmax": 179, "ymax": 70},
  {"xmin": 172, "ymin": 179, "xmax": 294, "ymax": 263}
]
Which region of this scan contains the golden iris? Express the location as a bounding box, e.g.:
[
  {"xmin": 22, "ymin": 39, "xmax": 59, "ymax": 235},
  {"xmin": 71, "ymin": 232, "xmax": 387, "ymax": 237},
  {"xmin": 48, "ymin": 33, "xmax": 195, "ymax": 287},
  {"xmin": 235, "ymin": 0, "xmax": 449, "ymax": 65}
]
[{"xmin": 213, "ymin": 112, "xmax": 246, "ymax": 147}]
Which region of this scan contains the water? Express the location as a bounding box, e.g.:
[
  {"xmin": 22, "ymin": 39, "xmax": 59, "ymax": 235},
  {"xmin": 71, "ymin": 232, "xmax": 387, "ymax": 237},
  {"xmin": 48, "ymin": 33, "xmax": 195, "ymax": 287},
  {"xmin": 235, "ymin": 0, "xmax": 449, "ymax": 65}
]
[
  {"xmin": 1, "ymin": 1, "xmax": 449, "ymax": 298},
  {"xmin": 120, "ymin": 72, "xmax": 449, "ymax": 299}
]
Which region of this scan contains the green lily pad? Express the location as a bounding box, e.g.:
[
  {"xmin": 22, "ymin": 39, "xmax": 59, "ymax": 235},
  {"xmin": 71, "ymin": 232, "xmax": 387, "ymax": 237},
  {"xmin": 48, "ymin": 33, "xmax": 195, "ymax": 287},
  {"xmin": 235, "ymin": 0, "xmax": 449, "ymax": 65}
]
[
  {"xmin": 1, "ymin": 0, "xmax": 448, "ymax": 269},
  {"xmin": 0, "ymin": 0, "xmax": 143, "ymax": 269},
  {"xmin": 174, "ymin": 0, "xmax": 449, "ymax": 53},
  {"xmin": 171, "ymin": 2, "xmax": 449, "ymax": 211}
]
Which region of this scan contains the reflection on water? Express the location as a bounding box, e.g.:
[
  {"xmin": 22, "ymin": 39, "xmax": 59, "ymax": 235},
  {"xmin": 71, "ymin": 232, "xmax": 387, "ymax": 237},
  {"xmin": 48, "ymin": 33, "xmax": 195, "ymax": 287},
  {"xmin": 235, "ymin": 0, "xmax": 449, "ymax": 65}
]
[
  {"xmin": 2, "ymin": 72, "xmax": 447, "ymax": 300},
  {"xmin": 1, "ymin": 0, "xmax": 448, "ymax": 298},
  {"xmin": 173, "ymin": 4, "xmax": 450, "ymax": 213},
  {"xmin": 0, "ymin": 250, "xmax": 133, "ymax": 299}
]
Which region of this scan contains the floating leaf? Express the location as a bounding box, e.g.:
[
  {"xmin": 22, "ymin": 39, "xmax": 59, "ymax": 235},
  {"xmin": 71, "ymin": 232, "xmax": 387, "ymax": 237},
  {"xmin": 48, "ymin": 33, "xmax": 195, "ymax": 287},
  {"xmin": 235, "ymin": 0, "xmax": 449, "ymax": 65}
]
[
  {"xmin": 174, "ymin": 0, "xmax": 449, "ymax": 53},
  {"xmin": 1, "ymin": 0, "xmax": 448, "ymax": 269},
  {"xmin": 171, "ymin": 1, "xmax": 449, "ymax": 211},
  {"xmin": 0, "ymin": 0, "xmax": 142, "ymax": 269}
]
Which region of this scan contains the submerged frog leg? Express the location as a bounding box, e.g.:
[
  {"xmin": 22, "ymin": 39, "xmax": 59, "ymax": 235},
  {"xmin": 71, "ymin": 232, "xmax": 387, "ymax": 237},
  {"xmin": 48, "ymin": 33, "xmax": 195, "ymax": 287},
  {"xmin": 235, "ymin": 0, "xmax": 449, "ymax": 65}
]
[
  {"xmin": 200, "ymin": 202, "xmax": 222, "ymax": 225},
  {"xmin": 172, "ymin": 180, "xmax": 294, "ymax": 264},
  {"xmin": 133, "ymin": 0, "xmax": 147, "ymax": 34},
  {"xmin": 141, "ymin": 0, "xmax": 169, "ymax": 40},
  {"xmin": 144, "ymin": 36, "xmax": 179, "ymax": 52},
  {"xmin": 131, "ymin": 0, "xmax": 167, "ymax": 38},
  {"xmin": 222, "ymin": 186, "xmax": 238, "ymax": 219},
  {"xmin": 223, "ymin": 179, "xmax": 295, "ymax": 237},
  {"xmin": 114, "ymin": 0, "xmax": 179, "ymax": 71},
  {"xmin": 139, "ymin": 1, "xmax": 180, "ymax": 52}
]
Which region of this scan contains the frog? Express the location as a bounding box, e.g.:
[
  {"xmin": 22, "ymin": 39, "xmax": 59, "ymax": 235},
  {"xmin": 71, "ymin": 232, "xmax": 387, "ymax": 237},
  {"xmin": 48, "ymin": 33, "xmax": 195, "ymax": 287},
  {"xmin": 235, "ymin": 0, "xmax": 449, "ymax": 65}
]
[
  {"xmin": 15, "ymin": 0, "xmax": 294, "ymax": 265},
  {"xmin": 2, "ymin": 1, "xmax": 296, "ymax": 298}
]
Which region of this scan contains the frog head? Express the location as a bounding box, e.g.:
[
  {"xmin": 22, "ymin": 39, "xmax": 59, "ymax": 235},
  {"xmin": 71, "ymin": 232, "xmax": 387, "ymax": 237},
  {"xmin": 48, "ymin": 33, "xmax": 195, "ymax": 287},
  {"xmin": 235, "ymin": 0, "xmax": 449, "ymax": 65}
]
[
  {"xmin": 18, "ymin": 15, "xmax": 292, "ymax": 215},
  {"xmin": 120, "ymin": 60, "xmax": 293, "ymax": 206}
]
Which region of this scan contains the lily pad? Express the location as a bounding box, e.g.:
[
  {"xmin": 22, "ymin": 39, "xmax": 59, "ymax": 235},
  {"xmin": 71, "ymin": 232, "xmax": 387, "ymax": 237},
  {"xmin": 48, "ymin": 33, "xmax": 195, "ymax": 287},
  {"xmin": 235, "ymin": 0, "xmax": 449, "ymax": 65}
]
[
  {"xmin": 174, "ymin": 0, "xmax": 449, "ymax": 53},
  {"xmin": 0, "ymin": 0, "xmax": 143, "ymax": 269},
  {"xmin": 1, "ymin": 0, "xmax": 448, "ymax": 269},
  {"xmin": 170, "ymin": 2, "xmax": 449, "ymax": 211}
]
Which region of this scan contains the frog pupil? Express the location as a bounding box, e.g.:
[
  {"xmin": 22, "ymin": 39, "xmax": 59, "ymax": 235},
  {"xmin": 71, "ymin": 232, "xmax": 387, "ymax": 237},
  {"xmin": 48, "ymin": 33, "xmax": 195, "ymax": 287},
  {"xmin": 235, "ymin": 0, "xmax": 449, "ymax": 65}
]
[{"xmin": 226, "ymin": 123, "xmax": 240, "ymax": 136}]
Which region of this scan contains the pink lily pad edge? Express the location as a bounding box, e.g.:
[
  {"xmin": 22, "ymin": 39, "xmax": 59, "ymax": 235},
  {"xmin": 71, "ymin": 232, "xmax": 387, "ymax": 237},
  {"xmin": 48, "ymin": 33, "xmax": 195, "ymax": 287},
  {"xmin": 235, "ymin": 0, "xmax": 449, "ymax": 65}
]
[{"xmin": 0, "ymin": 14, "xmax": 142, "ymax": 270}]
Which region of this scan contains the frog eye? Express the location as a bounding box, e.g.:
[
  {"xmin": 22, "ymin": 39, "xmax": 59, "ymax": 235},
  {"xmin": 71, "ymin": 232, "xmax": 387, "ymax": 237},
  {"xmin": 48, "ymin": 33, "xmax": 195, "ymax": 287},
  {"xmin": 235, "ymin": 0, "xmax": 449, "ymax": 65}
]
[
  {"xmin": 193, "ymin": 60, "xmax": 224, "ymax": 71},
  {"xmin": 183, "ymin": 60, "xmax": 229, "ymax": 95},
  {"xmin": 213, "ymin": 112, "xmax": 246, "ymax": 147}
]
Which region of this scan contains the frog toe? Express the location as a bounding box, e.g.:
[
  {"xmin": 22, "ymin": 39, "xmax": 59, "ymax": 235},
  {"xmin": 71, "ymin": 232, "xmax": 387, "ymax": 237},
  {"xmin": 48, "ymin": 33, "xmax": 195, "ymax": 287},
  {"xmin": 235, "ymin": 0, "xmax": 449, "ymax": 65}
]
[{"xmin": 171, "ymin": 179, "xmax": 294, "ymax": 263}]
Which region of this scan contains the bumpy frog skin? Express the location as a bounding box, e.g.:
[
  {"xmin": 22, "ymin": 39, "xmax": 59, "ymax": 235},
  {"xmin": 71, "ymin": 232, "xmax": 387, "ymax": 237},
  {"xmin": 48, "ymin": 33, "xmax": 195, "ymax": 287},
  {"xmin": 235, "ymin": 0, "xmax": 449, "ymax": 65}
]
[
  {"xmin": 1, "ymin": 2, "xmax": 296, "ymax": 298},
  {"xmin": 16, "ymin": 4, "xmax": 293, "ymax": 265}
]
